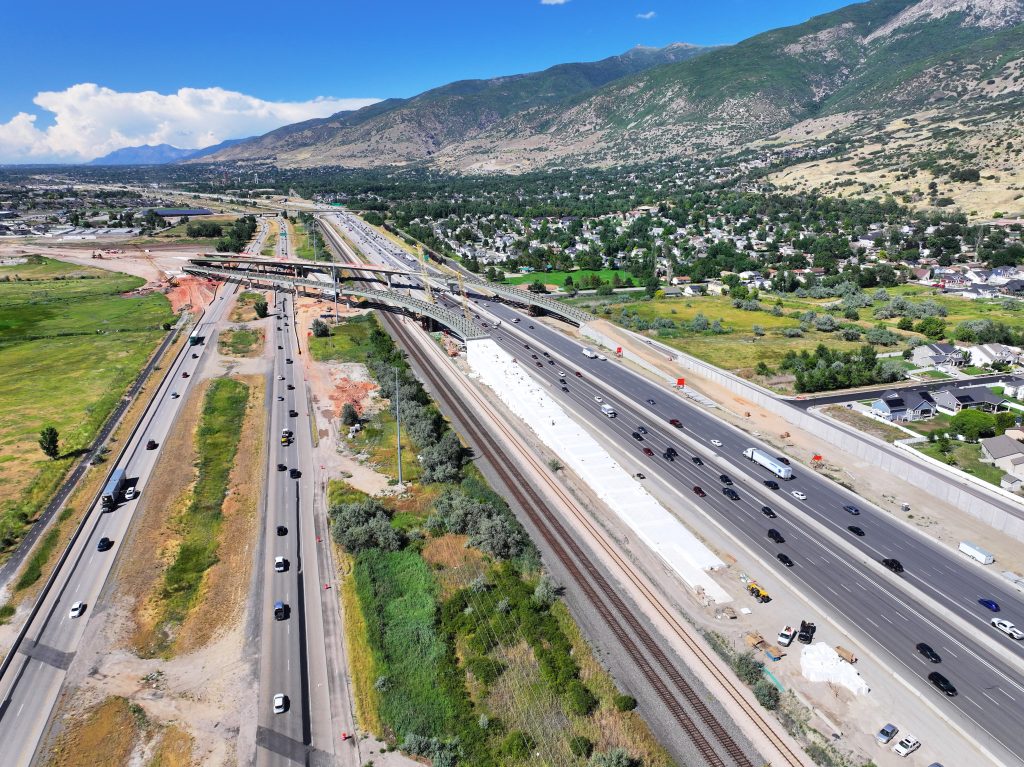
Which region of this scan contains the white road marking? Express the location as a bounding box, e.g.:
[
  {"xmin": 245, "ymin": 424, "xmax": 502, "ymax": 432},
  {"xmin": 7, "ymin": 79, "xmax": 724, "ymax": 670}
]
[{"xmin": 965, "ymin": 695, "xmax": 983, "ymax": 710}]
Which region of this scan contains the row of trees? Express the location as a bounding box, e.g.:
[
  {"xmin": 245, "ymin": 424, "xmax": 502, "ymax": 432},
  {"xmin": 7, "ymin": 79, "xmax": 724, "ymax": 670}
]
[
  {"xmin": 780, "ymin": 344, "xmax": 906, "ymax": 393},
  {"xmin": 214, "ymin": 215, "xmax": 258, "ymax": 253}
]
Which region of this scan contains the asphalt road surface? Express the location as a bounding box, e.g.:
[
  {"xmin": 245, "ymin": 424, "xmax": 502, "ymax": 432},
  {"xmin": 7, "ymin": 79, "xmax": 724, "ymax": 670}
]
[{"xmin": 0, "ymin": 289, "xmax": 233, "ymax": 766}]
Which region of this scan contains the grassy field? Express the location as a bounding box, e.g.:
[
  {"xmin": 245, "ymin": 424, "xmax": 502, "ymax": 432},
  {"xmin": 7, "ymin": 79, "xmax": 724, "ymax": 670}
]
[
  {"xmin": 260, "ymin": 231, "xmax": 278, "ymax": 257},
  {"xmin": 353, "ymin": 405, "xmax": 422, "ymax": 483},
  {"xmin": 0, "ymin": 256, "xmax": 173, "ymax": 554},
  {"xmin": 152, "ymin": 215, "xmax": 236, "ymax": 240},
  {"xmin": 308, "ymin": 315, "xmax": 374, "ymax": 362},
  {"xmin": 914, "ymin": 441, "xmax": 1005, "ymax": 486},
  {"xmin": 46, "ymin": 696, "xmax": 143, "ymax": 767},
  {"xmin": 230, "ymin": 291, "xmax": 265, "ymax": 323},
  {"xmin": 217, "ymin": 327, "xmax": 264, "ymax": 357},
  {"xmin": 822, "ymin": 406, "xmax": 909, "ymax": 443},
  {"xmin": 154, "ymin": 378, "xmax": 249, "ymax": 654},
  {"xmin": 291, "ymin": 220, "xmax": 316, "ymax": 260},
  {"xmin": 504, "ymin": 268, "xmax": 631, "ymax": 289}
]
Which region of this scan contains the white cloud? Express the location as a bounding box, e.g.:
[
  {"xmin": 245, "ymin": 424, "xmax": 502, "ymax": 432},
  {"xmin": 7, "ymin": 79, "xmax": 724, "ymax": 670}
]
[
  {"xmin": 636, "ymin": 10, "xmax": 656, "ymax": 20},
  {"xmin": 0, "ymin": 84, "xmax": 380, "ymax": 163},
  {"xmin": 540, "ymin": 0, "xmax": 570, "ymax": 5}
]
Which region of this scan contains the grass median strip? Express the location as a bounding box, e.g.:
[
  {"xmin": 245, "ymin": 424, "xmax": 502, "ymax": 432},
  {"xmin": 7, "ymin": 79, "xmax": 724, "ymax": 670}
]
[{"xmin": 155, "ymin": 378, "xmax": 248, "ymax": 653}]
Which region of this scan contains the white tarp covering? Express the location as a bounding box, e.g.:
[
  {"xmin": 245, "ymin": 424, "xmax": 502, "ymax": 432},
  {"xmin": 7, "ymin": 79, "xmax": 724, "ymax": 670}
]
[
  {"xmin": 467, "ymin": 339, "xmax": 731, "ymax": 604},
  {"xmin": 800, "ymin": 642, "xmax": 870, "ymax": 695}
]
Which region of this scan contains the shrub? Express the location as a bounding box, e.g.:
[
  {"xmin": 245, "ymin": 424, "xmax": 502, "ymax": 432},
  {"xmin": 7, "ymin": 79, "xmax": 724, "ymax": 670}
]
[
  {"xmin": 500, "ymin": 731, "xmax": 535, "ymax": 761},
  {"xmin": 569, "ymin": 736, "xmax": 594, "ymax": 758},
  {"xmin": 733, "ymin": 652, "xmax": 764, "ymax": 685},
  {"xmin": 565, "ymin": 680, "xmax": 598, "ymax": 715},
  {"xmin": 589, "ymin": 748, "xmax": 638, "ymax": 767},
  {"xmin": 466, "ymin": 656, "xmax": 506, "ymax": 685},
  {"xmin": 753, "ymin": 678, "xmax": 781, "ymax": 710},
  {"xmin": 613, "ymin": 694, "xmax": 638, "ymax": 712},
  {"xmin": 782, "ymin": 327, "xmax": 804, "ymax": 338},
  {"xmin": 254, "ymin": 299, "xmax": 269, "ymax": 318},
  {"xmin": 341, "ymin": 403, "xmax": 359, "ymax": 426},
  {"xmin": 312, "ymin": 318, "xmax": 330, "ymax": 337},
  {"xmin": 329, "ymin": 499, "xmax": 403, "ymax": 552}
]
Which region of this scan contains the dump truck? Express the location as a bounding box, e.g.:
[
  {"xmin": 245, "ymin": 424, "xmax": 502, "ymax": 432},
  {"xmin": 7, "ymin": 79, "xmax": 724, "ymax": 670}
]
[{"xmin": 747, "ymin": 582, "xmax": 771, "ymax": 603}]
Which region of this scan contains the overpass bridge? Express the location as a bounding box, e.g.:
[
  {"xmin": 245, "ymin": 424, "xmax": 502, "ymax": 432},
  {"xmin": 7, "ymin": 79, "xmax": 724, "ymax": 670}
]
[
  {"xmin": 183, "ymin": 263, "xmax": 487, "ymax": 341},
  {"xmin": 190, "ymin": 254, "xmax": 410, "ymax": 283}
]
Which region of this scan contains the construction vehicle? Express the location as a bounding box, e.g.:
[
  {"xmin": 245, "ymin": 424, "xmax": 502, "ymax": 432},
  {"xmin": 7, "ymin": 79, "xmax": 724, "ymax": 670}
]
[
  {"xmin": 747, "ymin": 582, "xmax": 771, "ymax": 603},
  {"xmin": 798, "ymin": 620, "xmax": 816, "ymax": 644}
]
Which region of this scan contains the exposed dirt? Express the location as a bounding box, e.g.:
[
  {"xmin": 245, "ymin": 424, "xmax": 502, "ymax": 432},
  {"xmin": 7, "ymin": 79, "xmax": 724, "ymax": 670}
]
[
  {"xmin": 46, "ymin": 696, "xmax": 141, "ymax": 767},
  {"xmin": 166, "ymin": 276, "xmax": 218, "ymax": 314}
]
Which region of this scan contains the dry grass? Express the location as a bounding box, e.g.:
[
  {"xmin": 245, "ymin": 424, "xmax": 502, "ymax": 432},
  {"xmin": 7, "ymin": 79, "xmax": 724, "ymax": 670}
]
[
  {"xmin": 229, "ymin": 291, "xmax": 267, "ymax": 323},
  {"xmin": 47, "ymin": 696, "xmax": 142, "ymax": 767},
  {"xmin": 822, "ymin": 405, "xmax": 908, "ymax": 443},
  {"xmin": 421, "ymin": 534, "xmax": 487, "ymax": 598},
  {"xmin": 174, "ymin": 375, "xmax": 264, "ymax": 655},
  {"xmin": 148, "ymin": 725, "xmax": 194, "ymax": 767},
  {"xmin": 217, "ymin": 327, "xmax": 264, "ymax": 358},
  {"xmin": 337, "ymin": 548, "xmax": 382, "ymax": 735}
]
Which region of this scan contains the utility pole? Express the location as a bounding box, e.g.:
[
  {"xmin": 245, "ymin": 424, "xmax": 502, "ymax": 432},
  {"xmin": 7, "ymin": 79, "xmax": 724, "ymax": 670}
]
[
  {"xmin": 313, "ymin": 217, "xmax": 318, "ymax": 263},
  {"xmin": 394, "ymin": 368, "xmax": 403, "ymax": 486}
]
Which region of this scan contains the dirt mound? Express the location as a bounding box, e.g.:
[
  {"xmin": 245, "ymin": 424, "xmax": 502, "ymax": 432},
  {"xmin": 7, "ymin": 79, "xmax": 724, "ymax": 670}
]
[{"xmin": 166, "ymin": 276, "xmax": 219, "ymax": 314}]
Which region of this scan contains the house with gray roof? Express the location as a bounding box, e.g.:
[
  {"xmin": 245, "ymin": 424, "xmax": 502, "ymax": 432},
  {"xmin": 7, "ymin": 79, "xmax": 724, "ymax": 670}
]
[
  {"xmin": 910, "ymin": 343, "xmax": 968, "ymax": 369},
  {"xmin": 981, "ymin": 435, "xmax": 1024, "ymax": 480},
  {"xmin": 870, "ymin": 390, "xmax": 935, "ymax": 422},
  {"xmin": 931, "ymin": 387, "xmax": 1013, "ymax": 415}
]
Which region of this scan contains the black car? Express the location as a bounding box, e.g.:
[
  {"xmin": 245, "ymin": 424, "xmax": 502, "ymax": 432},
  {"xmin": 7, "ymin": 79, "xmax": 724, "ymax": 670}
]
[
  {"xmin": 719, "ymin": 474, "xmax": 733, "ymax": 485},
  {"xmin": 882, "ymin": 558, "xmax": 904, "ymax": 573},
  {"xmin": 646, "ymin": 398, "xmax": 656, "ymax": 405},
  {"xmin": 276, "ymin": 463, "xmax": 287, "ymax": 471},
  {"xmin": 286, "ymin": 358, "xmax": 293, "ymax": 364},
  {"xmin": 631, "ymin": 431, "xmax": 644, "ymax": 441},
  {"xmin": 776, "ymin": 456, "xmax": 790, "ymax": 465},
  {"xmin": 637, "ymin": 426, "xmax": 648, "ymax": 434},
  {"xmin": 928, "ymin": 671, "xmax": 958, "ymax": 696},
  {"xmin": 916, "ymin": 643, "xmax": 941, "ymax": 663},
  {"xmin": 289, "ymin": 409, "xmax": 298, "ymax": 417},
  {"xmin": 289, "ymin": 468, "xmax": 302, "ymax": 479},
  {"xmin": 767, "ymin": 529, "xmax": 784, "ymax": 543},
  {"xmin": 723, "ymin": 487, "xmax": 740, "ymax": 500},
  {"xmin": 561, "ymin": 386, "xmax": 569, "ymax": 392},
  {"xmin": 843, "ymin": 505, "xmax": 861, "ymax": 515},
  {"xmin": 277, "ymin": 345, "xmax": 283, "ymax": 349},
  {"xmin": 276, "ymin": 525, "xmax": 288, "ymax": 536},
  {"xmin": 662, "ymin": 451, "xmax": 675, "ymax": 461},
  {"xmin": 691, "ymin": 456, "xmax": 703, "ymax": 466},
  {"xmin": 847, "ymin": 525, "xmax": 865, "ymax": 536},
  {"xmin": 97, "ymin": 537, "xmax": 114, "ymax": 552},
  {"xmin": 531, "ymin": 354, "xmax": 538, "ymax": 359},
  {"xmin": 286, "ymin": 384, "xmax": 295, "ymax": 390},
  {"xmin": 665, "ymin": 446, "xmax": 677, "ymax": 457},
  {"xmin": 761, "ymin": 506, "xmax": 777, "ymax": 519},
  {"xmin": 777, "ymin": 553, "xmax": 794, "ymax": 567},
  {"xmin": 763, "ymin": 480, "xmax": 779, "ymax": 490}
]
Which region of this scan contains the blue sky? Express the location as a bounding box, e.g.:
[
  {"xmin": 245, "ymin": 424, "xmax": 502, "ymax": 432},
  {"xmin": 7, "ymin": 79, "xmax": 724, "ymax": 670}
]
[{"xmin": 0, "ymin": 0, "xmax": 853, "ymax": 162}]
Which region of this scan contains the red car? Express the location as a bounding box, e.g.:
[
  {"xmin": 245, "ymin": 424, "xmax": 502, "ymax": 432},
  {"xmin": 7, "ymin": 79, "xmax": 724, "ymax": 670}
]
[
  {"xmin": 574, "ymin": 371, "xmax": 583, "ymax": 378},
  {"xmin": 642, "ymin": 447, "xmax": 654, "ymax": 457},
  {"xmin": 669, "ymin": 418, "xmax": 682, "ymax": 427},
  {"xmin": 692, "ymin": 486, "xmax": 706, "ymax": 497}
]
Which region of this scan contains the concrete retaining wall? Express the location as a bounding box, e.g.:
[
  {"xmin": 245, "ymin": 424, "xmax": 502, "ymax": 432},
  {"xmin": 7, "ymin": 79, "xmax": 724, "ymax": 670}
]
[{"xmin": 581, "ymin": 323, "xmax": 1024, "ymax": 543}]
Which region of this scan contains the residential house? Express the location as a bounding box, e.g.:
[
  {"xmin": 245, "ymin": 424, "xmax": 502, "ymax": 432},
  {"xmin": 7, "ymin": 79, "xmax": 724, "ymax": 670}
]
[
  {"xmin": 870, "ymin": 390, "xmax": 936, "ymax": 422},
  {"xmin": 911, "ymin": 343, "xmax": 968, "ymax": 369},
  {"xmin": 966, "ymin": 343, "xmax": 1021, "ymax": 367},
  {"xmin": 683, "ymin": 283, "xmax": 708, "ymax": 296},
  {"xmin": 1001, "ymin": 279, "xmax": 1024, "ymax": 296},
  {"xmin": 980, "ymin": 435, "xmax": 1024, "ymax": 480},
  {"xmin": 932, "ymin": 387, "xmax": 1014, "ymax": 415}
]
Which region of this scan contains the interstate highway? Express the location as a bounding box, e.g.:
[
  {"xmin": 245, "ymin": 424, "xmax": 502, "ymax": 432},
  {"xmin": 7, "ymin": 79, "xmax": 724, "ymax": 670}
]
[
  {"xmin": 329, "ymin": 211, "xmax": 1024, "ymax": 762},
  {"xmin": 0, "ymin": 286, "xmax": 234, "ymax": 766}
]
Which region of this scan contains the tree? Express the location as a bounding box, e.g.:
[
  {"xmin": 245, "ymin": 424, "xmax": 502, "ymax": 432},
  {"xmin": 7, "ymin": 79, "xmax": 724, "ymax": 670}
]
[
  {"xmin": 420, "ymin": 429, "xmax": 465, "ymax": 483},
  {"xmin": 254, "ymin": 299, "xmax": 269, "ymax": 319},
  {"xmin": 569, "ymin": 736, "xmax": 594, "ymax": 758},
  {"xmin": 915, "ymin": 316, "xmax": 947, "ymax": 340},
  {"xmin": 329, "ymin": 500, "xmax": 402, "ymax": 552},
  {"xmin": 39, "ymin": 426, "xmax": 59, "ymax": 459},
  {"xmin": 753, "ymin": 678, "xmax": 780, "ymax": 710},
  {"xmin": 311, "ymin": 318, "xmax": 330, "ymax": 337},
  {"xmin": 996, "ymin": 411, "xmax": 1019, "ymax": 435},
  {"xmin": 341, "ymin": 403, "xmax": 359, "ymax": 426},
  {"xmin": 950, "ymin": 409, "xmax": 997, "ymax": 442}
]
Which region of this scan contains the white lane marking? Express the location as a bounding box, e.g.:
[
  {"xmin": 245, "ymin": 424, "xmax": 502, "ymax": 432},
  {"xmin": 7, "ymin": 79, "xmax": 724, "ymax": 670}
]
[
  {"xmin": 840, "ymin": 584, "xmax": 852, "ymax": 593},
  {"xmin": 865, "ymin": 617, "xmax": 880, "ymax": 628},
  {"xmin": 982, "ymin": 691, "xmax": 999, "ymax": 705},
  {"xmin": 1002, "ymin": 689, "xmax": 1016, "ymax": 701},
  {"xmin": 964, "ymin": 695, "xmax": 983, "ymax": 710}
]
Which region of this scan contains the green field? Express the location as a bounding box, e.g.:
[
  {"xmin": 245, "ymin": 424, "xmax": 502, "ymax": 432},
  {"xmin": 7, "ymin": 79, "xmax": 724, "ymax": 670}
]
[
  {"xmin": 0, "ymin": 256, "xmax": 173, "ymax": 553},
  {"xmin": 914, "ymin": 441, "xmax": 1005, "ymax": 487},
  {"xmin": 154, "ymin": 378, "xmax": 249, "ymax": 654},
  {"xmin": 292, "ymin": 220, "xmax": 317, "ymax": 260},
  {"xmin": 504, "ymin": 268, "xmax": 631, "ymax": 289},
  {"xmin": 308, "ymin": 315, "xmax": 374, "ymax": 362},
  {"xmin": 218, "ymin": 327, "xmax": 263, "ymax": 357}
]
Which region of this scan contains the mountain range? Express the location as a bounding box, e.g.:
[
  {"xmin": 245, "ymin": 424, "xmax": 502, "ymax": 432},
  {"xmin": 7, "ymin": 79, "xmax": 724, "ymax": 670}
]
[
  {"xmin": 89, "ymin": 138, "xmax": 250, "ymax": 165},
  {"xmin": 196, "ymin": 0, "xmax": 1024, "ymax": 189}
]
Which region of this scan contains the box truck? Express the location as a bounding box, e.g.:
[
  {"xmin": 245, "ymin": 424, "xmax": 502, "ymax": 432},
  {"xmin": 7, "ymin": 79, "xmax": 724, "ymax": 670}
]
[
  {"xmin": 600, "ymin": 403, "xmax": 617, "ymax": 418},
  {"xmin": 958, "ymin": 541, "xmax": 994, "ymax": 565}
]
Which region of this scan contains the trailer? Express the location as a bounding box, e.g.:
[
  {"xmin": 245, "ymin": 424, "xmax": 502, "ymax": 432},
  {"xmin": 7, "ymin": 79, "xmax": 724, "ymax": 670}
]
[
  {"xmin": 101, "ymin": 468, "xmax": 127, "ymax": 511},
  {"xmin": 958, "ymin": 541, "xmax": 995, "ymax": 565},
  {"xmin": 836, "ymin": 645, "xmax": 858, "ymax": 664},
  {"xmin": 600, "ymin": 403, "xmax": 617, "ymax": 418},
  {"xmin": 188, "ymin": 325, "xmax": 205, "ymax": 346},
  {"xmin": 743, "ymin": 447, "xmax": 793, "ymax": 480},
  {"xmin": 581, "ymin": 347, "xmax": 598, "ymax": 359}
]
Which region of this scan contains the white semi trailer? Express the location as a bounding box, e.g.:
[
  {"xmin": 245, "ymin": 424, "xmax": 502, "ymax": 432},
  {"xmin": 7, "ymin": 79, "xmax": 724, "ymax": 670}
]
[{"xmin": 743, "ymin": 447, "xmax": 793, "ymax": 480}]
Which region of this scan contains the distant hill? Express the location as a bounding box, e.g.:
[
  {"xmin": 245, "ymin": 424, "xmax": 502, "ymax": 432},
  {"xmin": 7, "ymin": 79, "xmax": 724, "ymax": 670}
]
[
  {"xmin": 88, "ymin": 137, "xmax": 252, "ymax": 165},
  {"xmin": 193, "ymin": 0, "xmax": 1024, "ymax": 197}
]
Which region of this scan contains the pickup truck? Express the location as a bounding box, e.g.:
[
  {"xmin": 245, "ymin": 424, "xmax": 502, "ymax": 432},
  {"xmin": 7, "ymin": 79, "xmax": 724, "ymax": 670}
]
[
  {"xmin": 777, "ymin": 626, "xmax": 797, "ymax": 647},
  {"xmin": 797, "ymin": 620, "xmax": 816, "ymax": 644}
]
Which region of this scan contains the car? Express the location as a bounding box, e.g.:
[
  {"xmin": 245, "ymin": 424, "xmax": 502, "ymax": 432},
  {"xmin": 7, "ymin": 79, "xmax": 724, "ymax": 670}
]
[
  {"xmin": 97, "ymin": 537, "xmax": 114, "ymax": 552},
  {"xmin": 642, "ymin": 447, "xmax": 654, "ymax": 457},
  {"xmin": 635, "ymin": 472, "xmax": 646, "ymax": 480},
  {"xmin": 274, "ymin": 556, "xmax": 288, "ymax": 573},
  {"xmin": 791, "ymin": 490, "xmax": 807, "ymax": 501},
  {"xmin": 558, "ymin": 371, "xmax": 566, "ymax": 378},
  {"xmin": 277, "ymin": 375, "xmax": 285, "ymax": 380},
  {"xmin": 710, "ymin": 439, "xmax": 723, "ymax": 447},
  {"xmin": 542, "ymin": 352, "xmax": 549, "ymax": 357},
  {"xmin": 876, "ymin": 723, "xmax": 899, "ymax": 744},
  {"xmin": 561, "ymin": 386, "xmax": 569, "ymax": 393},
  {"xmin": 892, "ymin": 735, "xmax": 921, "ymax": 757},
  {"xmin": 535, "ymin": 362, "xmax": 543, "ymax": 368},
  {"xmin": 979, "ymin": 598, "xmax": 1000, "ymax": 612},
  {"xmin": 991, "ymin": 618, "xmax": 1024, "ymax": 640},
  {"xmin": 69, "ymin": 601, "xmax": 86, "ymax": 619},
  {"xmin": 287, "ymin": 384, "xmax": 295, "ymax": 390},
  {"xmin": 277, "ymin": 463, "xmax": 287, "ymax": 471},
  {"xmin": 146, "ymin": 439, "xmax": 158, "ymax": 450},
  {"xmin": 669, "ymin": 418, "xmax": 682, "ymax": 428},
  {"xmin": 719, "ymin": 474, "xmax": 732, "ymax": 485},
  {"xmin": 124, "ymin": 486, "xmax": 137, "ymax": 501},
  {"xmin": 763, "ymin": 480, "xmax": 779, "ymax": 490},
  {"xmin": 882, "ymin": 558, "xmax": 904, "ymax": 574},
  {"xmin": 512, "ymin": 318, "xmax": 520, "ymax": 323},
  {"xmin": 646, "ymin": 398, "xmax": 656, "ymax": 405},
  {"xmin": 273, "ymin": 693, "xmax": 288, "ymax": 714},
  {"xmin": 777, "ymin": 553, "xmax": 794, "ymax": 567},
  {"xmin": 181, "ymin": 371, "xmax": 190, "ymax": 378},
  {"xmin": 691, "ymin": 456, "xmax": 703, "ymax": 466},
  {"xmin": 575, "ymin": 371, "xmax": 582, "ymax": 378},
  {"xmin": 692, "ymin": 486, "xmax": 706, "ymax": 497},
  {"xmin": 170, "ymin": 392, "xmax": 180, "ymax": 399},
  {"xmin": 289, "ymin": 409, "xmax": 299, "ymax": 417},
  {"xmin": 277, "ymin": 395, "xmax": 284, "ymax": 401},
  {"xmin": 776, "ymin": 456, "xmax": 791, "ymax": 465},
  {"xmin": 843, "ymin": 505, "xmax": 861, "ymax": 515},
  {"xmin": 531, "ymin": 354, "xmax": 538, "ymax": 359},
  {"xmin": 524, "ymin": 344, "xmax": 530, "ymax": 349},
  {"xmin": 278, "ymin": 345, "xmax": 283, "ymax": 349},
  {"xmin": 916, "ymin": 643, "xmax": 941, "ymax": 663},
  {"xmin": 594, "ymin": 395, "xmax": 603, "ymax": 403},
  {"xmin": 847, "ymin": 525, "xmax": 865, "ymax": 536},
  {"xmin": 529, "ymin": 325, "xmax": 534, "ymax": 329},
  {"xmin": 665, "ymin": 446, "xmax": 677, "ymax": 457},
  {"xmin": 277, "ymin": 326, "xmax": 282, "ymax": 331},
  {"xmin": 637, "ymin": 426, "xmax": 648, "ymax": 434},
  {"xmin": 767, "ymin": 529, "xmax": 784, "ymax": 543},
  {"xmin": 723, "ymin": 488, "xmax": 739, "ymax": 500},
  {"xmin": 631, "ymin": 431, "xmax": 644, "ymax": 441},
  {"xmin": 597, "ymin": 354, "xmax": 607, "ymax": 360},
  {"xmin": 289, "ymin": 468, "xmax": 302, "ymax": 478},
  {"xmin": 761, "ymin": 506, "xmax": 777, "ymax": 519}
]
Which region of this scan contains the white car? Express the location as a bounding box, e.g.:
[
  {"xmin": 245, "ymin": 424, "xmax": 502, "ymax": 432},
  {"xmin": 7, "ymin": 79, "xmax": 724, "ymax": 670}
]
[
  {"xmin": 558, "ymin": 372, "xmax": 566, "ymax": 378},
  {"xmin": 710, "ymin": 439, "xmax": 723, "ymax": 447},
  {"xmin": 274, "ymin": 556, "xmax": 287, "ymax": 573},
  {"xmin": 791, "ymin": 490, "xmax": 807, "ymax": 501},
  {"xmin": 170, "ymin": 392, "xmax": 180, "ymax": 399},
  {"xmin": 69, "ymin": 601, "xmax": 86, "ymax": 619},
  {"xmin": 594, "ymin": 395, "xmax": 603, "ymax": 403},
  {"xmin": 273, "ymin": 693, "xmax": 287, "ymax": 714},
  {"xmin": 277, "ymin": 375, "xmax": 285, "ymax": 380},
  {"xmin": 892, "ymin": 735, "xmax": 920, "ymax": 757},
  {"xmin": 124, "ymin": 486, "xmax": 137, "ymax": 501},
  {"xmin": 991, "ymin": 618, "xmax": 1024, "ymax": 640},
  {"xmin": 597, "ymin": 354, "xmax": 607, "ymax": 361}
]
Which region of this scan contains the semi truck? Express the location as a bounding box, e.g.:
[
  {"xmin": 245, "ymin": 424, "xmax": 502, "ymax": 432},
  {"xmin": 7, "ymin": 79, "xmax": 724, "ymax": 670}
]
[
  {"xmin": 600, "ymin": 403, "xmax": 617, "ymax": 418},
  {"xmin": 582, "ymin": 348, "xmax": 598, "ymax": 359},
  {"xmin": 101, "ymin": 468, "xmax": 127, "ymax": 511},
  {"xmin": 743, "ymin": 447, "xmax": 793, "ymax": 480}
]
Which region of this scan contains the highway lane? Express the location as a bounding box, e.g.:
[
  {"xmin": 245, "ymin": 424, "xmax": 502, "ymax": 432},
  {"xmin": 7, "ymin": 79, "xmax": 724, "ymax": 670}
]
[
  {"xmin": 327, "ymin": 212, "xmax": 1024, "ymax": 761},
  {"xmin": 0, "ymin": 288, "xmax": 234, "ymax": 766}
]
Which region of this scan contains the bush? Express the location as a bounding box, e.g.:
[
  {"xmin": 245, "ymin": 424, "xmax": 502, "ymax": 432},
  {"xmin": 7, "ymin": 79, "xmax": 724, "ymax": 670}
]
[
  {"xmin": 329, "ymin": 499, "xmax": 403, "ymax": 552},
  {"xmin": 342, "ymin": 403, "xmax": 359, "ymax": 426},
  {"xmin": 753, "ymin": 678, "xmax": 781, "ymax": 710},
  {"xmin": 782, "ymin": 327, "xmax": 803, "ymax": 338},
  {"xmin": 466, "ymin": 656, "xmax": 506, "ymax": 685},
  {"xmin": 312, "ymin": 318, "xmax": 330, "ymax": 337},
  {"xmin": 500, "ymin": 731, "xmax": 535, "ymax": 761},
  {"xmin": 613, "ymin": 694, "xmax": 638, "ymax": 712},
  {"xmin": 565, "ymin": 680, "xmax": 598, "ymax": 715},
  {"xmin": 254, "ymin": 299, "xmax": 269, "ymax": 318},
  {"xmin": 589, "ymin": 749, "xmax": 638, "ymax": 767},
  {"xmin": 733, "ymin": 652, "xmax": 764, "ymax": 685},
  {"xmin": 570, "ymin": 736, "xmax": 594, "ymax": 758}
]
